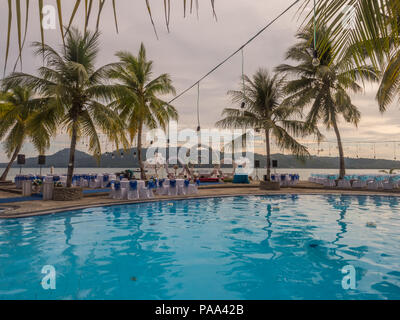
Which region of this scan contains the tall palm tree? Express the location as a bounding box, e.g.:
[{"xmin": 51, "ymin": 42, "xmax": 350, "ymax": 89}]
[
  {"xmin": 2, "ymin": 27, "xmax": 126, "ymax": 187},
  {"xmin": 108, "ymin": 43, "xmax": 177, "ymax": 180},
  {"xmin": 276, "ymin": 28, "xmax": 377, "ymax": 179},
  {"xmin": 0, "ymin": 86, "xmax": 53, "ymax": 181},
  {"xmin": 216, "ymin": 68, "xmax": 320, "ymax": 181}
]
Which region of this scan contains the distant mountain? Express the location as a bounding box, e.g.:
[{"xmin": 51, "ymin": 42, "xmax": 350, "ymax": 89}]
[{"xmin": 1, "ymin": 147, "xmax": 400, "ymax": 169}]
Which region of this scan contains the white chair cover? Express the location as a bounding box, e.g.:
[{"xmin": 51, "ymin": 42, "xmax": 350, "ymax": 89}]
[{"xmin": 337, "ymin": 180, "xmax": 351, "ymax": 189}]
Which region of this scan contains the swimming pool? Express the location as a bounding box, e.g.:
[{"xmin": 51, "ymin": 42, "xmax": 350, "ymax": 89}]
[{"xmin": 0, "ymin": 194, "xmax": 399, "ymax": 300}]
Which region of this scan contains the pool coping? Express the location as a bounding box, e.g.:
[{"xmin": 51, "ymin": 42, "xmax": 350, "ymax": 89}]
[{"xmin": 1, "ymin": 189, "xmax": 400, "ymax": 219}]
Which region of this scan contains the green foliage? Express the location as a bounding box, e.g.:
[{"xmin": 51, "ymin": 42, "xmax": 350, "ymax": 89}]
[
  {"xmin": 108, "ymin": 43, "xmax": 177, "ymax": 178},
  {"xmin": 2, "ymin": 27, "xmax": 127, "ymax": 186},
  {"xmin": 216, "ymin": 68, "xmax": 320, "ymax": 160},
  {"xmin": 276, "ymin": 26, "xmax": 378, "ymax": 178}
]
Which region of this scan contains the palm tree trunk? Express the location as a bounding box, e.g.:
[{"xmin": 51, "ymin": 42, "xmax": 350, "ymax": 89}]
[
  {"xmin": 265, "ymin": 129, "xmax": 271, "ymax": 181},
  {"xmin": 332, "ymin": 120, "xmax": 346, "ymax": 179},
  {"xmin": 0, "ymin": 144, "xmax": 22, "ymax": 181},
  {"xmin": 137, "ymin": 124, "xmax": 146, "ymax": 180},
  {"xmin": 66, "ymin": 123, "xmax": 78, "ymax": 187}
]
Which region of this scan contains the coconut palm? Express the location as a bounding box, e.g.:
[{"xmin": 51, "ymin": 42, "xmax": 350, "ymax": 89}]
[
  {"xmin": 2, "ymin": 27, "xmax": 126, "ymax": 187},
  {"xmin": 216, "ymin": 68, "xmax": 320, "ymax": 181},
  {"xmin": 108, "ymin": 43, "xmax": 177, "ymax": 180},
  {"xmin": 0, "ymin": 86, "xmax": 53, "ymax": 181},
  {"xmin": 276, "ymin": 28, "xmax": 378, "ymax": 179},
  {"xmin": 301, "ymin": 1, "xmax": 400, "ymax": 111}
]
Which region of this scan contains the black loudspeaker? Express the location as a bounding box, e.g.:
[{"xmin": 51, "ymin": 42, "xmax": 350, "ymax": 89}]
[
  {"xmin": 38, "ymin": 155, "xmax": 46, "ymax": 165},
  {"xmin": 272, "ymin": 160, "xmax": 278, "ymax": 168},
  {"xmin": 255, "ymin": 160, "xmax": 260, "ymax": 168},
  {"xmin": 17, "ymin": 154, "xmax": 25, "ymax": 165}
]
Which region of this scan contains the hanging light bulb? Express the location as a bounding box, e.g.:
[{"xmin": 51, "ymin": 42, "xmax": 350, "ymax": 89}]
[
  {"xmin": 150, "ymin": 140, "xmax": 153, "ymax": 145},
  {"xmin": 197, "ymin": 125, "xmax": 201, "ymax": 132},
  {"xmin": 240, "ymin": 101, "xmax": 245, "ymax": 109},
  {"xmin": 312, "ymin": 50, "xmax": 320, "ymax": 67},
  {"xmin": 312, "ymin": 0, "xmax": 320, "ymax": 67}
]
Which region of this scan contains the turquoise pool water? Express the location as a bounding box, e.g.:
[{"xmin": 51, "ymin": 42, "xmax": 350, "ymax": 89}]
[{"xmin": 0, "ymin": 194, "xmax": 399, "ymax": 300}]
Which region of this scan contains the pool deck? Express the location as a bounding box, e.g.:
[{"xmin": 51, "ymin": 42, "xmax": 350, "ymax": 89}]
[{"xmin": 1, "ymin": 181, "xmax": 400, "ymax": 219}]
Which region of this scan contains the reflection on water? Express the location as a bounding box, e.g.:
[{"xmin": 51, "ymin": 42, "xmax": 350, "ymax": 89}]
[{"xmin": 0, "ymin": 195, "xmax": 399, "ymax": 300}]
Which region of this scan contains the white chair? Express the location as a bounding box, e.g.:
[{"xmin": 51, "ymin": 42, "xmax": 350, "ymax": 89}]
[
  {"xmin": 383, "ymin": 181, "xmax": 396, "ymax": 190},
  {"xmin": 112, "ymin": 182, "xmax": 126, "ymax": 200},
  {"xmin": 109, "ymin": 183, "xmax": 116, "ymax": 199},
  {"xmin": 352, "ymin": 180, "xmax": 366, "ymax": 188},
  {"xmin": 127, "ymin": 181, "xmax": 139, "ymax": 200},
  {"xmin": 323, "ymin": 179, "xmax": 336, "ymax": 188},
  {"xmin": 168, "ymin": 180, "xmax": 178, "ymax": 196},
  {"xmin": 89, "ymin": 175, "xmax": 100, "ymax": 189},
  {"xmin": 188, "ymin": 183, "xmax": 199, "ymax": 195},
  {"xmin": 176, "ymin": 179, "xmax": 186, "ymax": 195},
  {"xmin": 157, "ymin": 179, "xmax": 169, "ymax": 195},
  {"xmin": 137, "ymin": 180, "xmax": 150, "ymax": 199},
  {"xmin": 337, "ymin": 180, "xmax": 351, "ymax": 189},
  {"xmin": 367, "ymin": 180, "xmax": 382, "ymax": 190},
  {"xmin": 80, "ymin": 175, "xmax": 89, "ymax": 188}
]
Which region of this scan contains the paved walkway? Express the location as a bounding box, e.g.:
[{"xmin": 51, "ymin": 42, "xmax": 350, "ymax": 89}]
[{"xmin": 1, "ymin": 185, "xmax": 400, "ymax": 219}]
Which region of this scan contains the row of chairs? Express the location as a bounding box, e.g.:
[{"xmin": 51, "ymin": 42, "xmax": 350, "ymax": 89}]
[
  {"xmin": 15, "ymin": 174, "xmax": 120, "ymax": 189},
  {"xmin": 271, "ymin": 174, "xmax": 300, "ymax": 187},
  {"xmin": 309, "ymin": 174, "xmax": 400, "ymax": 190},
  {"xmin": 109, "ymin": 178, "xmax": 200, "ymax": 200}
]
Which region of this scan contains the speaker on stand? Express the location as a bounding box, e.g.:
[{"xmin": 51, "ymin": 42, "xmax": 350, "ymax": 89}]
[
  {"xmin": 17, "ymin": 154, "xmax": 25, "ymax": 174},
  {"xmin": 272, "ymin": 160, "xmax": 278, "ymax": 177},
  {"xmin": 254, "ymin": 160, "xmax": 260, "ymax": 181},
  {"xmin": 38, "ymin": 155, "xmax": 46, "ymax": 176}
]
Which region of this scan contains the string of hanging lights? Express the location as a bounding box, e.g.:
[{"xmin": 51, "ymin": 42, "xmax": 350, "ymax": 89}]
[
  {"xmin": 196, "ymin": 82, "xmax": 201, "ymax": 132},
  {"xmin": 168, "ymin": 0, "xmax": 302, "ymax": 105},
  {"xmin": 241, "ymin": 48, "xmax": 246, "ymax": 109}
]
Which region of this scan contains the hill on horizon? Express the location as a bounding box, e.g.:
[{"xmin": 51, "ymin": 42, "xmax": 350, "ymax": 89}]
[{"xmin": 1, "ymin": 147, "xmax": 400, "ymax": 170}]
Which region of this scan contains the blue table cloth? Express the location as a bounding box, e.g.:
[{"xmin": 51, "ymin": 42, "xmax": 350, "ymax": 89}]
[{"xmin": 233, "ymin": 174, "xmax": 250, "ymax": 184}]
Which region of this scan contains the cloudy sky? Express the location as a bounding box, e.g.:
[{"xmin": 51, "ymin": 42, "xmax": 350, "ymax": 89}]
[{"xmin": 1, "ymin": 0, "xmax": 399, "ymax": 162}]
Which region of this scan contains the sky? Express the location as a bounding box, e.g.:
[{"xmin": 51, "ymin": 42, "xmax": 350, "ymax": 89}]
[{"xmin": 1, "ymin": 0, "xmax": 400, "ymax": 162}]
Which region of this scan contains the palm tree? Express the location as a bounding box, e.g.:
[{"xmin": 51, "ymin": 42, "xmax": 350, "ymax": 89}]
[
  {"xmin": 216, "ymin": 68, "xmax": 320, "ymax": 181},
  {"xmin": 276, "ymin": 28, "xmax": 377, "ymax": 179},
  {"xmin": 301, "ymin": 1, "xmax": 400, "ymax": 111},
  {"xmin": 2, "ymin": 27, "xmax": 126, "ymax": 187},
  {"xmin": 108, "ymin": 43, "xmax": 177, "ymax": 180},
  {"xmin": 0, "ymin": 86, "xmax": 53, "ymax": 181}
]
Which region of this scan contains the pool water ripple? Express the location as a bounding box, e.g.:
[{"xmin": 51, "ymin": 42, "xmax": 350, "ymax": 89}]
[{"xmin": 0, "ymin": 194, "xmax": 399, "ymax": 300}]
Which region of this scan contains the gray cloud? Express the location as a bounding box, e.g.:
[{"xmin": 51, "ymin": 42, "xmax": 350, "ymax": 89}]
[{"xmin": 1, "ymin": 0, "xmax": 399, "ymax": 162}]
